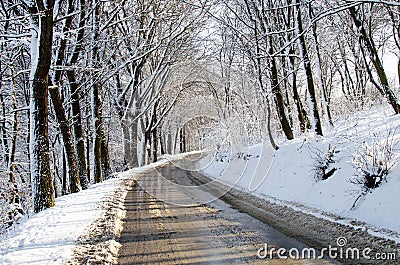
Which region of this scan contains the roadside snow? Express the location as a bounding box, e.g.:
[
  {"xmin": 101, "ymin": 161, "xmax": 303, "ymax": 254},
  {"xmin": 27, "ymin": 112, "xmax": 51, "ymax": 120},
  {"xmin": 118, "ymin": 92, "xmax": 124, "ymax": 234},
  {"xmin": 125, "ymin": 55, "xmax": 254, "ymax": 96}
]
[
  {"xmin": 0, "ymin": 158, "xmax": 174, "ymax": 265},
  {"xmin": 0, "ymin": 179, "xmax": 120, "ymax": 264},
  {"xmin": 198, "ymin": 106, "xmax": 400, "ymax": 243}
]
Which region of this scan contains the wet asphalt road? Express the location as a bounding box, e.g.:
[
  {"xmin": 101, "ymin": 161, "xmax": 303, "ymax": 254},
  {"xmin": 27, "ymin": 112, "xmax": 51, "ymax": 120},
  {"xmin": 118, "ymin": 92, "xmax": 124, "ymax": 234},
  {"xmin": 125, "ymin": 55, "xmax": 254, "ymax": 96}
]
[{"xmin": 117, "ymin": 157, "xmax": 337, "ymax": 264}]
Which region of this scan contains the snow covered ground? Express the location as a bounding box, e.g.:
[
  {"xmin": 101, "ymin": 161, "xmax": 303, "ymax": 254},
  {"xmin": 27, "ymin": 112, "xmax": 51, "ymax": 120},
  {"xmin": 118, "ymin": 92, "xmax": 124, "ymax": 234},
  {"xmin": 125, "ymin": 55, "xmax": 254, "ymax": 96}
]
[
  {"xmin": 198, "ymin": 106, "xmax": 400, "ymax": 243},
  {"xmin": 0, "ymin": 159, "xmax": 173, "ymax": 265}
]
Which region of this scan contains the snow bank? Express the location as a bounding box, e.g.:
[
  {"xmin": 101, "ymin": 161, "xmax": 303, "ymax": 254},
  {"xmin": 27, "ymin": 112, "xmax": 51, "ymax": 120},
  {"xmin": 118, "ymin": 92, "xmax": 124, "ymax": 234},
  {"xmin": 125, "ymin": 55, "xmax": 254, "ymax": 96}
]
[
  {"xmin": 198, "ymin": 106, "xmax": 400, "ymax": 242},
  {"xmin": 0, "ymin": 179, "xmax": 120, "ymax": 264},
  {"xmin": 0, "ymin": 158, "xmax": 172, "ymax": 265}
]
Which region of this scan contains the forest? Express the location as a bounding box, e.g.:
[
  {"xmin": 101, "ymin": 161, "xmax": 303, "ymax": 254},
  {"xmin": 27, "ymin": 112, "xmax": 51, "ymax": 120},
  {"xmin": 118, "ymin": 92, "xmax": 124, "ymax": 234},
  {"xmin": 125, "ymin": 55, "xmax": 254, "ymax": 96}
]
[{"xmin": 0, "ymin": 0, "xmax": 399, "ymax": 231}]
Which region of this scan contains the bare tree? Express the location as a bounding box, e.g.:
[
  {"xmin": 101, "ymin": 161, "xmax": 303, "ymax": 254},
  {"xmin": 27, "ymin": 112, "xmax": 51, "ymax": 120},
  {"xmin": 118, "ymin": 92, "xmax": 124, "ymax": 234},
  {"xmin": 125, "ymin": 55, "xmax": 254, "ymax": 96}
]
[
  {"xmin": 295, "ymin": 0, "xmax": 323, "ymax": 136},
  {"xmin": 348, "ymin": 3, "xmax": 400, "ymax": 113},
  {"xmin": 66, "ymin": 0, "xmax": 90, "ymax": 188},
  {"xmin": 26, "ymin": 0, "xmax": 56, "ymax": 212}
]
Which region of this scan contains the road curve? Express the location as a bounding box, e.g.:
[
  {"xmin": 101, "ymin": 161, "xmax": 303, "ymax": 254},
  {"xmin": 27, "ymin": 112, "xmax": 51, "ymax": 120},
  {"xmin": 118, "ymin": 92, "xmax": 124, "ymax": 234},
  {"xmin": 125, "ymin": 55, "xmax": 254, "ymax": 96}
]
[{"xmin": 117, "ymin": 157, "xmax": 336, "ymax": 264}]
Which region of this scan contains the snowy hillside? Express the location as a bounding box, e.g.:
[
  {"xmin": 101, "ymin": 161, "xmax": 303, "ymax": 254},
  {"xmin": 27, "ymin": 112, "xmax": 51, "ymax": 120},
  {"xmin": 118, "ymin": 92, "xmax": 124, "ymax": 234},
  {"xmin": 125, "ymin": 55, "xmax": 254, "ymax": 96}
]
[{"xmin": 198, "ymin": 106, "xmax": 400, "ymax": 242}]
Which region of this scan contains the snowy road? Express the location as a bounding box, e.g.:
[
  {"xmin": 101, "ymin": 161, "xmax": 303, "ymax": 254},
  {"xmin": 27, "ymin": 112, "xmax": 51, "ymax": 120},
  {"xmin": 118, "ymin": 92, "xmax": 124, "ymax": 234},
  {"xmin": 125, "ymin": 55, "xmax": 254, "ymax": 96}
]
[{"xmin": 117, "ymin": 157, "xmax": 336, "ymax": 264}]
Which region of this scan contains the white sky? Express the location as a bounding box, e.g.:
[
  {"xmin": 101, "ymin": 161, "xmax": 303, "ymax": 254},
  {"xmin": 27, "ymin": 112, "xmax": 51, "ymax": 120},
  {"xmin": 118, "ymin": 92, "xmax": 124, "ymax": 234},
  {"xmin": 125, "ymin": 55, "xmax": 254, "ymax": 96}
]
[{"xmin": 383, "ymin": 53, "xmax": 399, "ymax": 87}]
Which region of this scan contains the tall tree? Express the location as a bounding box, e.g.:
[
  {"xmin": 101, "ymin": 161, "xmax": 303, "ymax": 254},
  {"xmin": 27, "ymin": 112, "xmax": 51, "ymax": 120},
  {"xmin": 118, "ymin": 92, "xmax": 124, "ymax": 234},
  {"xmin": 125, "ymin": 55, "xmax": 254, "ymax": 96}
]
[
  {"xmin": 295, "ymin": 0, "xmax": 323, "ymax": 136},
  {"xmin": 49, "ymin": 86, "xmax": 81, "ymax": 193},
  {"xmin": 26, "ymin": 0, "xmax": 56, "ymax": 212},
  {"xmin": 309, "ymin": 3, "xmax": 334, "ymax": 127},
  {"xmin": 50, "ymin": 0, "xmax": 83, "ymax": 192},
  {"xmin": 66, "ymin": 0, "xmax": 89, "ymax": 188},
  {"xmin": 91, "ymin": 0, "xmax": 103, "ymax": 183}
]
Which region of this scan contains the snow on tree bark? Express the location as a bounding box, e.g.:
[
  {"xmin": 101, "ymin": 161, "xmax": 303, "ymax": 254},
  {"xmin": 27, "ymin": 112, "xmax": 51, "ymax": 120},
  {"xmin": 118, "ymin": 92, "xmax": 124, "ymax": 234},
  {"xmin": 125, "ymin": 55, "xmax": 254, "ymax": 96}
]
[
  {"xmin": 49, "ymin": 85, "xmax": 81, "ymax": 193},
  {"xmin": 67, "ymin": 70, "xmax": 89, "ymax": 189},
  {"xmin": 9, "ymin": 82, "xmax": 19, "ymax": 203},
  {"xmin": 295, "ymin": 0, "xmax": 323, "ymax": 136},
  {"xmin": 29, "ymin": 0, "xmax": 56, "ymax": 213},
  {"xmin": 90, "ymin": 0, "xmax": 112, "ymax": 182},
  {"xmin": 269, "ymin": 37, "xmax": 294, "ymax": 140},
  {"xmin": 65, "ymin": 0, "xmax": 89, "ymax": 189},
  {"xmin": 309, "ymin": 3, "xmax": 334, "ymax": 127}
]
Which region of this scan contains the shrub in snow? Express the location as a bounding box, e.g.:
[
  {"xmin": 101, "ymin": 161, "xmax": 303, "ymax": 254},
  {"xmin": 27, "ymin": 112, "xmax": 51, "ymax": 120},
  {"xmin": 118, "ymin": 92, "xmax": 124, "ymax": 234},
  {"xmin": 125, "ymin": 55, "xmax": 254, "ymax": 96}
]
[
  {"xmin": 1, "ymin": 184, "xmax": 21, "ymax": 231},
  {"xmin": 311, "ymin": 144, "xmax": 338, "ymax": 182},
  {"xmin": 0, "ymin": 181, "xmax": 30, "ymax": 234},
  {"xmin": 214, "ymin": 146, "xmax": 232, "ymax": 163},
  {"xmin": 350, "ymin": 132, "xmax": 399, "ymax": 209},
  {"xmin": 237, "ymin": 152, "xmax": 257, "ymax": 161}
]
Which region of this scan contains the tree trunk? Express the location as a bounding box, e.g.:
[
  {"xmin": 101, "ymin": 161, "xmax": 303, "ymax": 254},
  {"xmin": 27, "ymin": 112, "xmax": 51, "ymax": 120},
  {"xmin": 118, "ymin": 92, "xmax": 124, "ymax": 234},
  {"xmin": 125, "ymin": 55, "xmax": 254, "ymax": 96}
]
[
  {"xmin": 266, "ymin": 96, "xmax": 279, "ymax": 151},
  {"xmin": 29, "ymin": 0, "xmax": 55, "ymax": 213},
  {"xmin": 160, "ymin": 132, "xmax": 165, "ymax": 155},
  {"xmin": 90, "ymin": 0, "xmax": 111, "ymax": 181},
  {"xmin": 184, "ymin": 128, "xmax": 188, "ymax": 152},
  {"xmin": 310, "ymin": 9, "xmax": 333, "ymax": 126},
  {"xmin": 0, "ymin": 92, "xmax": 9, "ymax": 164},
  {"xmin": 52, "ymin": 149, "xmax": 59, "ymax": 199},
  {"xmin": 151, "ymin": 103, "xmax": 158, "ymax": 162},
  {"xmin": 65, "ymin": 0, "xmax": 89, "ymax": 188},
  {"xmin": 269, "ymin": 38, "xmax": 294, "ymax": 140},
  {"xmin": 9, "ymin": 83, "xmax": 19, "ymax": 203},
  {"xmin": 49, "ymin": 85, "xmax": 81, "ymax": 193},
  {"xmin": 62, "ymin": 149, "xmax": 67, "ymax": 195},
  {"xmin": 48, "ymin": 0, "xmax": 81, "ymax": 192},
  {"xmin": 398, "ymin": 58, "xmax": 400, "ymax": 89},
  {"xmin": 100, "ymin": 129, "xmax": 112, "ymax": 179},
  {"xmin": 151, "ymin": 128, "xmax": 157, "ymax": 162},
  {"xmin": 122, "ymin": 122, "xmax": 131, "ymax": 168},
  {"xmin": 0, "ymin": 21, "xmax": 9, "ymax": 168},
  {"xmin": 167, "ymin": 131, "xmax": 172, "ymax": 154},
  {"xmin": 281, "ymin": 56, "xmax": 294, "ymax": 128},
  {"xmin": 139, "ymin": 118, "xmax": 147, "ymax": 166},
  {"xmin": 296, "ymin": 0, "xmax": 323, "ymax": 136},
  {"xmin": 67, "ymin": 70, "xmax": 89, "ymax": 189},
  {"xmin": 289, "ymin": 48, "xmax": 310, "ymax": 132},
  {"xmin": 9, "ymin": 111, "xmax": 17, "ymax": 185},
  {"xmin": 180, "ymin": 127, "xmax": 184, "ymax": 153},
  {"xmin": 91, "ymin": 1, "xmax": 102, "ymax": 182},
  {"xmin": 86, "ymin": 120, "xmax": 91, "ymax": 183},
  {"xmin": 145, "ymin": 129, "xmax": 151, "ymax": 164},
  {"xmin": 130, "ymin": 120, "xmax": 139, "ymax": 167},
  {"xmin": 92, "ymin": 82, "xmax": 103, "ymax": 183},
  {"xmin": 173, "ymin": 128, "xmax": 180, "ymax": 154},
  {"xmin": 397, "ymin": 13, "xmax": 400, "ymax": 87}
]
